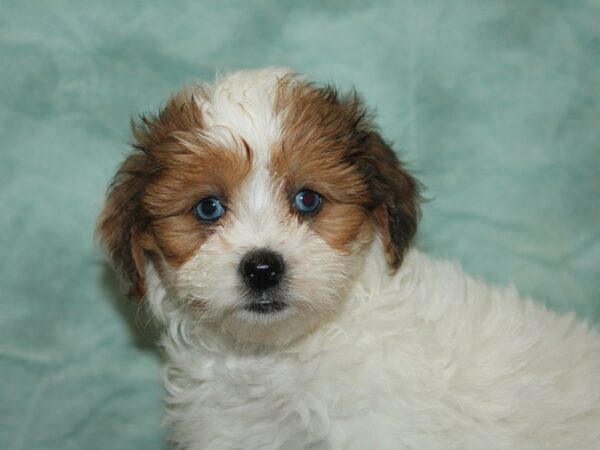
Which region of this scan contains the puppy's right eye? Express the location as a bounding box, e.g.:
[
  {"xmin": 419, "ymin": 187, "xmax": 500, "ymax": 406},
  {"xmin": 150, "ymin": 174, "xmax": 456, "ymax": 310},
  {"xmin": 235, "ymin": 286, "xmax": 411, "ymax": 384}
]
[{"xmin": 194, "ymin": 197, "xmax": 225, "ymax": 222}]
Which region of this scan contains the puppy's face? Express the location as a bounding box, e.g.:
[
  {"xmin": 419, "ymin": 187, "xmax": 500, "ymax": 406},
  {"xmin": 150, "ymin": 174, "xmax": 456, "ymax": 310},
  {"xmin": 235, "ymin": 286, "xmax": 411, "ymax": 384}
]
[{"xmin": 98, "ymin": 68, "xmax": 419, "ymax": 346}]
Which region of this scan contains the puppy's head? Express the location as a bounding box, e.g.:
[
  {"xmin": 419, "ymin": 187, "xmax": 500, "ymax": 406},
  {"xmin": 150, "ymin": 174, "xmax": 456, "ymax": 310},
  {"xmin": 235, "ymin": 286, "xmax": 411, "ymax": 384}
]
[{"xmin": 97, "ymin": 68, "xmax": 420, "ymax": 346}]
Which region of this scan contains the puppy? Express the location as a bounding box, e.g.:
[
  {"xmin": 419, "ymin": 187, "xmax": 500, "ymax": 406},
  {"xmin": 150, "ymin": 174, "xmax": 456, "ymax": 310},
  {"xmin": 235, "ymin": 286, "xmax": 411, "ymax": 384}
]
[{"xmin": 98, "ymin": 68, "xmax": 600, "ymax": 449}]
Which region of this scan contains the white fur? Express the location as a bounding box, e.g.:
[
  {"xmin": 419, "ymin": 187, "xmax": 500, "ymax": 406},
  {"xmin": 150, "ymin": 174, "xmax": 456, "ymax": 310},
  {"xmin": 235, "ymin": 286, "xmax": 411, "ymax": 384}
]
[
  {"xmin": 149, "ymin": 243, "xmax": 600, "ymax": 449},
  {"xmin": 193, "ymin": 67, "xmax": 295, "ymax": 160},
  {"xmin": 140, "ymin": 69, "xmax": 600, "ymax": 449}
]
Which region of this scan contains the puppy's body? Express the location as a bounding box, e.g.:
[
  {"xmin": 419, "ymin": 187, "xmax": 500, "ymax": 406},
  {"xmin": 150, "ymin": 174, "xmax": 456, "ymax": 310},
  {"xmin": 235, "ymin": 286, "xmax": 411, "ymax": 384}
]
[
  {"xmin": 98, "ymin": 68, "xmax": 600, "ymax": 449},
  {"xmin": 156, "ymin": 244, "xmax": 600, "ymax": 449}
]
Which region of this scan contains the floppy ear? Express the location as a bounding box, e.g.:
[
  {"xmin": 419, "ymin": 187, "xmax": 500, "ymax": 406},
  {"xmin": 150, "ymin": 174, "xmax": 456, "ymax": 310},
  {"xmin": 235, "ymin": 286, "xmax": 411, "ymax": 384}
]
[
  {"xmin": 96, "ymin": 151, "xmax": 151, "ymax": 301},
  {"xmin": 360, "ymin": 131, "xmax": 421, "ymax": 270},
  {"xmin": 301, "ymin": 86, "xmax": 422, "ymax": 269},
  {"xmin": 97, "ymin": 89, "xmax": 203, "ymax": 301}
]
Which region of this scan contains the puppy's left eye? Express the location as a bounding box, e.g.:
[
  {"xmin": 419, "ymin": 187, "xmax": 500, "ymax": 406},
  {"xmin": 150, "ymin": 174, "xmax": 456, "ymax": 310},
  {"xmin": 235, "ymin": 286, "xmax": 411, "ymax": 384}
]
[
  {"xmin": 293, "ymin": 190, "xmax": 322, "ymax": 214},
  {"xmin": 194, "ymin": 197, "xmax": 225, "ymax": 222}
]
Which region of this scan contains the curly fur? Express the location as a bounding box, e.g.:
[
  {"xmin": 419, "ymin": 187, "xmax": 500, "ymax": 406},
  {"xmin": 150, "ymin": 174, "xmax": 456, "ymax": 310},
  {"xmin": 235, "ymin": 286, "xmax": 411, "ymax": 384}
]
[{"xmin": 98, "ymin": 68, "xmax": 600, "ymax": 449}]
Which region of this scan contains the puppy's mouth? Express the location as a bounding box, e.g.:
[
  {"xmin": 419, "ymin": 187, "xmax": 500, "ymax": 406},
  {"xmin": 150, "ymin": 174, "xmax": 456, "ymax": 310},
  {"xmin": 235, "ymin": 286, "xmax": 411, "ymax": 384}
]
[{"xmin": 244, "ymin": 293, "xmax": 288, "ymax": 314}]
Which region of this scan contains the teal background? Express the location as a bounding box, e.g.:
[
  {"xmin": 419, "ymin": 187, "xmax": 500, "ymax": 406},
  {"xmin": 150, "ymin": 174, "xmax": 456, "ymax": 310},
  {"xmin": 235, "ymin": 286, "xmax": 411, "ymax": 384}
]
[{"xmin": 1, "ymin": 1, "xmax": 599, "ymax": 448}]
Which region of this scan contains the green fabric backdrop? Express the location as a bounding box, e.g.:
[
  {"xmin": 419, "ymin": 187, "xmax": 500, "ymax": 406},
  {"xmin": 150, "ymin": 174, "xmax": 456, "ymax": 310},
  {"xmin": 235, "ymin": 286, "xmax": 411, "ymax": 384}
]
[{"xmin": 1, "ymin": 1, "xmax": 599, "ymax": 448}]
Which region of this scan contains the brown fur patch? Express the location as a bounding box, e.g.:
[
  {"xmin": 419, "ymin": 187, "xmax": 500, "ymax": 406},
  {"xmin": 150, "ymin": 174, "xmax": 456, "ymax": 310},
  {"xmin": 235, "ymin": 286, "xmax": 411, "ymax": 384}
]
[
  {"xmin": 141, "ymin": 141, "xmax": 250, "ymax": 267},
  {"xmin": 272, "ymin": 79, "xmax": 421, "ymax": 263},
  {"xmin": 97, "ymin": 90, "xmax": 250, "ymax": 299},
  {"xmin": 311, "ymin": 203, "xmax": 374, "ymax": 252}
]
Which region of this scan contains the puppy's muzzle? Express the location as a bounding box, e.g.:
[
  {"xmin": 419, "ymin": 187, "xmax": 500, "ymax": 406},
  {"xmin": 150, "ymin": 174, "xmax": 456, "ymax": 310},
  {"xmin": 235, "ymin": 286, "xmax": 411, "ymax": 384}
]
[{"xmin": 240, "ymin": 249, "xmax": 285, "ymax": 291}]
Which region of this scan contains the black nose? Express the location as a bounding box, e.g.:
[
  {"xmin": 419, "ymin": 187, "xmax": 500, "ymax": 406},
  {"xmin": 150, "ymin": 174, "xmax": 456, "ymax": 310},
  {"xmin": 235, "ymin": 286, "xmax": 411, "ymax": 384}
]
[{"xmin": 240, "ymin": 250, "xmax": 285, "ymax": 290}]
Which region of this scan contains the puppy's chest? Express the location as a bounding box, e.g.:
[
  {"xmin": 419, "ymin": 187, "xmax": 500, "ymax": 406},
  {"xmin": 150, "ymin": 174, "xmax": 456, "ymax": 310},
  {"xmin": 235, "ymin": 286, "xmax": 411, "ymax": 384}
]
[
  {"xmin": 173, "ymin": 347, "xmax": 382, "ymax": 448},
  {"xmin": 193, "ymin": 351, "xmax": 351, "ymax": 418}
]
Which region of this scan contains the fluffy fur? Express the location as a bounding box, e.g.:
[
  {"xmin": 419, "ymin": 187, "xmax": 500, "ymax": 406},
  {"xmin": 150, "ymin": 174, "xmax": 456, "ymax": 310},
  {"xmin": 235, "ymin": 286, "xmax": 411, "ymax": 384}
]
[{"xmin": 98, "ymin": 68, "xmax": 600, "ymax": 449}]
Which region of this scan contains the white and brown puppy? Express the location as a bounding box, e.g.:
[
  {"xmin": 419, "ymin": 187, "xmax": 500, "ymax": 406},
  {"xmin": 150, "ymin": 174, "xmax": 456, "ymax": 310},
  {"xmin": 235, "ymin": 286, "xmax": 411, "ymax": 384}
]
[{"xmin": 98, "ymin": 68, "xmax": 600, "ymax": 449}]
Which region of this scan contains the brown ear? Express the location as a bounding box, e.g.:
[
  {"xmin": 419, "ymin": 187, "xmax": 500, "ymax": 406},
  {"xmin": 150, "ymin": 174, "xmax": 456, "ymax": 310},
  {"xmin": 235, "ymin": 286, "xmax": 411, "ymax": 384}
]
[
  {"xmin": 359, "ymin": 132, "xmax": 421, "ymax": 269},
  {"xmin": 293, "ymin": 85, "xmax": 422, "ymax": 269},
  {"xmin": 97, "ymin": 89, "xmax": 203, "ymax": 300},
  {"xmin": 96, "ymin": 151, "xmax": 150, "ymax": 301}
]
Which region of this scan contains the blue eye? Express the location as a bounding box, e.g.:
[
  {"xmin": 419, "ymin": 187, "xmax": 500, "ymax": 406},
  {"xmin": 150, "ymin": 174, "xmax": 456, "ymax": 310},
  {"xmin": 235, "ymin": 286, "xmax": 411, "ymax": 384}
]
[
  {"xmin": 194, "ymin": 197, "xmax": 225, "ymax": 222},
  {"xmin": 293, "ymin": 190, "xmax": 322, "ymax": 214}
]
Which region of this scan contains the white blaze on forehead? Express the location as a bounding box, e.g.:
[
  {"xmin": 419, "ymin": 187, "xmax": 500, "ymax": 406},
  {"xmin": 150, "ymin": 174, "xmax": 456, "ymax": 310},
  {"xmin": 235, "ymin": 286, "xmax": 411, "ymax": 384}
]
[
  {"xmin": 193, "ymin": 67, "xmax": 297, "ymax": 165},
  {"xmin": 192, "ymin": 67, "xmax": 301, "ymax": 223}
]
